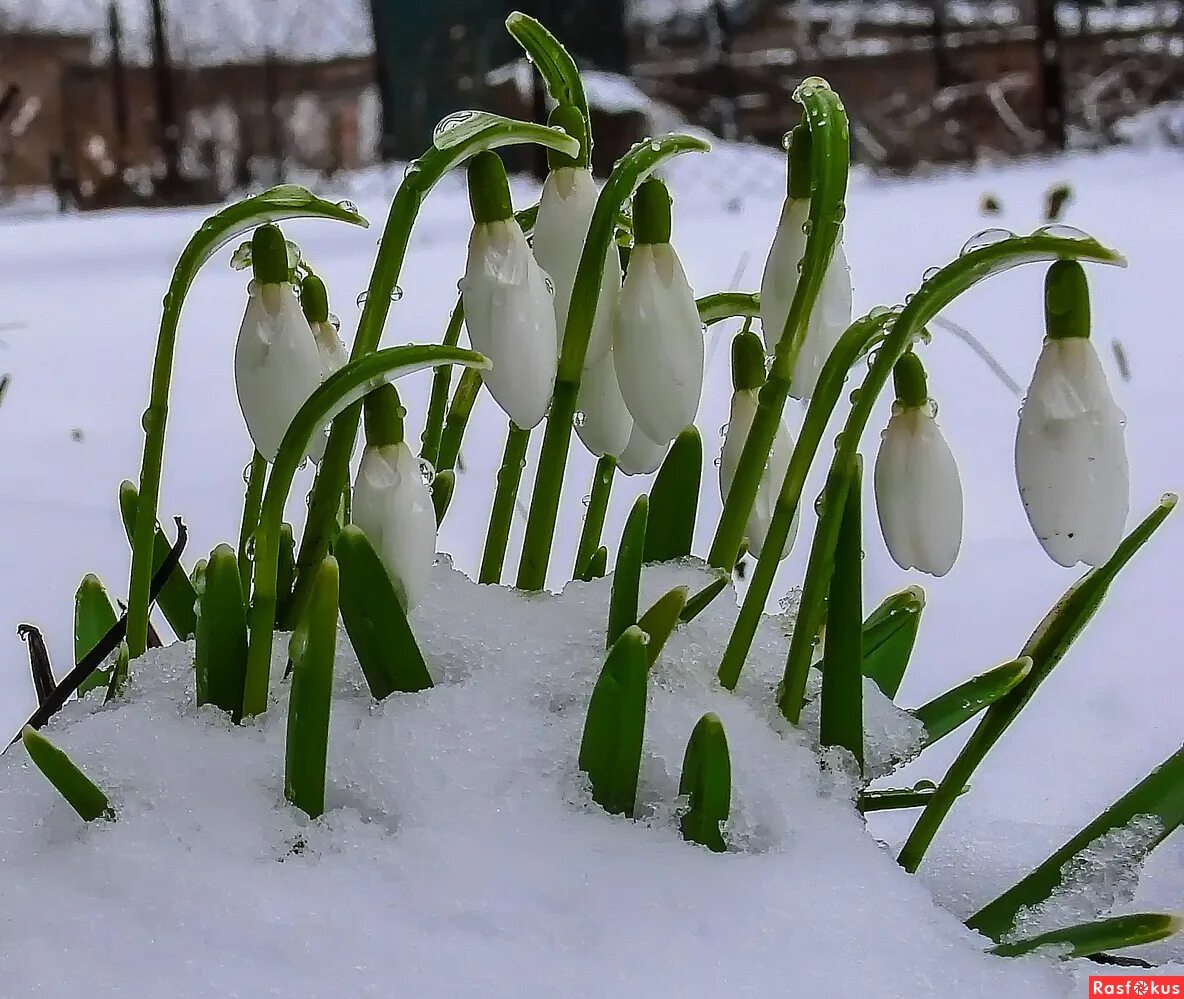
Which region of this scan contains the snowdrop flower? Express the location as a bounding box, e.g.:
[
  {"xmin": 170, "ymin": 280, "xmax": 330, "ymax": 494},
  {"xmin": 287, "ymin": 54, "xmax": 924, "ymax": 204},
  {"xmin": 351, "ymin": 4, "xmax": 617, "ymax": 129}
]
[
  {"xmin": 718, "ymin": 330, "xmax": 797, "ymax": 559},
  {"xmin": 1015, "ymin": 261, "xmax": 1128, "ymax": 567},
  {"xmin": 298, "ymin": 274, "xmax": 349, "ymax": 464},
  {"xmin": 234, "ymin": 224, "xmax": 323, "ymax": 461},
  {"xmin": 352, "ymin": 385, "xmax": 436, "ymax": 611},
  {"xmin": 874, "ymin": 351, "xmax": 963, "ymax": 576},
  {"xmin": 618, "ymin": 423, "xmax": 670, "ymax": 476},
  {"xmin": 461, "ymin": 151, "xmax": 558, "ymax": 430},
  {"xmin": 613, "ymin": 177, "xmax": 704, "ymax": 444},
  {"xmin": 532, "ymin": 105, "xmax": 620, "ymax": 365},
  {"xmin": 575, "ymin": 348, "xmax": 633, "ymax": 458},
  {"xmin": 759, "ymin": 125, "xmax": 852, "ymax": 400}
]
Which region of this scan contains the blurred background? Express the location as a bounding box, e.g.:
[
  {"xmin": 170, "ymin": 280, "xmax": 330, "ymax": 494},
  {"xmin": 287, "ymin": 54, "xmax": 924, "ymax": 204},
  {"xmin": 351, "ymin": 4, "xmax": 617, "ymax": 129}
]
[{"xmin": 0, "ymin": 0, "xmax": 1182, "ymax": 213}]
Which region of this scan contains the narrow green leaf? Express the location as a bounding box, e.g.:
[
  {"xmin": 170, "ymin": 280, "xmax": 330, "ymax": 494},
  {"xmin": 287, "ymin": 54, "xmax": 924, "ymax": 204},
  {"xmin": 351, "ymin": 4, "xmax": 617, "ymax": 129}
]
[
  {"xmin": 858, "ymin": 781, "xmax": 970, "ymax": 813},
  {"xmin": 194, "ymin": 544, "xmax": 249, "ymax": 722},
  {"xmin": 574, "ymin": 456, "xmax": 615, "ymax": 580},
  {"xmin": 22, "ymin": 726, "xmax": 112, "ymax": 822},
  {"xmin": 578, "ymin": 626, "xmax": 649, "ymax": 817},
  {"xmin": 436, "ymin": 368, "xmax": 483, "ymax": 475},
  {"xmin": 819, "ymin": 456, "xmax": 864, "ymax": 772},
  {"xmin": 284, "ymin": 556, "xmax": 339, "ymax": 820},
  {"xmin": 679, "ymin": 713, "xmax": 731, "ymax": 852},
  {"xmin": 479, "ymin": 423, "xmax": 531, "ymax": 585},
  {"xmin": 644, "ymin": 427, "xmax": 701, "ymax": 563},
  {"xmin": 969, "ymin": 743, "xmax": 1184, "ymax": 940},
  {"xmin": 119, "ymin": 481, "xmax": 197, "ymax": 641},
  {"xmin": 505, "ymin": 12, "xmax": 589, "ymax": 162},
  {"xmin": 680, "ymin": 571, "xmax": 730, "ymax": 623},
  {"xmin": 431, "ymin": 469, "xmax": 456, "ymax": 527},
  {"xmin": 336, "ymin": 526, "xmax": 433, "ymax": 700},
  {"xmin": 421, "ymin": 299, "xmax": 466, "ymax": 466},
  {"xmin": 275, "ymin": 523, "xmax": 297, "ymax": 626},
  {"xmin": 861, "ymin": 586, "xmax": 925, "ymax": 699},
  {"xmin": 900, "ymin": 495, "xmax": 1176, "ymax": 875},
  {"xmin": 990, "ymin": 912, "xmax": 1182, "ymax": 960},
  {"xmin": 103, "ymin": 642, "xmax": 130, "ymax": 703},
  {"xmin": 74, "ymin": 575, "xmax": 118, "ymax": 696},
  {"xmin": 637, "ymin": 586, "xmax": 688, "ymax": 667},
  {"xmin": 584, "ymin": 546, "xmax": 608, "ymax": 581},
  {"xmin": 913, "ymin": 657, "xmax": 1032, "ymax": 749},
  {"xmin": 608, "ymin": 496, "xmax": 648, "ymax": 648}
]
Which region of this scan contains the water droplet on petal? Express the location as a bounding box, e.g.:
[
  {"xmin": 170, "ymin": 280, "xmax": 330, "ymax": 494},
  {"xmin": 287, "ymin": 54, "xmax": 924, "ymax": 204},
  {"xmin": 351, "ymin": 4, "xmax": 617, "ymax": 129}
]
[
  {"xmin": 543, "ymin": 274, "xmax": 555, "ymax": 297},
  {"xmin": 960, "ymin": 228, "xmax": 1015, "ymax": 255},
  {"xmin": 419, "ymin": 459, "xmax": 436, "ymax": 485},
  {"xmin": 328, "ymin": 313, "xmax": 341, "ymax": 332},
  {"xmin": 285, "ymin": 240, "xmax": 301, "ymax": 269},
  {"xmin": 229, "ymin": 240, "xmax": 253, "ymax": 270}
]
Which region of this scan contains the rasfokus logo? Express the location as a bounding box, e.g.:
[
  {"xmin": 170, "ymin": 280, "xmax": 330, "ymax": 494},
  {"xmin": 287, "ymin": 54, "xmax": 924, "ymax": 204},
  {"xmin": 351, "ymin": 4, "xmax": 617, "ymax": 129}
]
[{"xmin": 1089, "ymin": 977, "xmax": 1184, "ymax": 996}]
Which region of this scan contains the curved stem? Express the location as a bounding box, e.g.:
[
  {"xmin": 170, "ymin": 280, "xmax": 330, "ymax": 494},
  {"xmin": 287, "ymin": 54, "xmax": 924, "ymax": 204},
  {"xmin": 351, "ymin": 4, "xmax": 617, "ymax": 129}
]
[
  {"xmin": 708, "ymin": 80, "xmax": 850, "ymax": 573},
  {"xmin": 421, "ymin": 299, "xmax": 465, "ymax": 465},
  {"xmin": 242, "ymin": 344, "xmax": 488, "ymax": 719},
  {"xmin": 516, "ymin": 132, "xmax": 711, "ymax": 591},
  {"xmin": 237, "ymin": 449, "xmax": 267, "ymax": 593},
  {"xmin": 125, "ymin": 186, "xmax": 368, "ymax": 658},
  {"xmin": 436, "ymin": 368, "xmax": 484, "ymax": 475},
  {"xmin": 574, "ymin": 456, "xmax": 616, "ymax": 578},
  {"xmin": 479, "ymin": 423, "xmax": 531, "ymax": 584},
  {"xmin": 286, "ymin": 113, "xmax": 579, "ymax": 628},
  {"xmin": 698, "ymin": 291, "xmax": 759, "ymax": 327},
  {"xmin": 776, "ymin": 231, "xmax": 1126, "ymax": 722}
]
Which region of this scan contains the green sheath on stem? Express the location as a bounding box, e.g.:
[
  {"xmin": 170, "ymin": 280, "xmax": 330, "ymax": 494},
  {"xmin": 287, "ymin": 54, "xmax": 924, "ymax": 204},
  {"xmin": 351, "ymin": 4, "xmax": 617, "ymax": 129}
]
[
  {"xmin": 899, "ymin": 495, "xmax": 1175, "ymax": 875},
  {"xmin": 679, "ymin": 713, "xmax": 731, "ymax": 852},
  {"xmin": 195, "ymin": 543, "xmax": 249, "ymax": 722},
  {"xmin": 74, "ymin": 575, "xmax": 118, "ymax": 695},
  {"xmin": 285, "ymin": 556, "xmax": 339, "ymax": 820},
  {"xmin": 818, "ymin": 455, "xmax": 863, "ymax": 770},
  {"xmin": 479, "ymin": 423, "xmax": 531, "ymax": 585},
  {"xmin": 608, "ymin": 496, "xmax": 648, "ymax": 649},
  {"xmin": 275, "ymin": 523, "xmax": 297, "ymax": 626},
  {"xmin": 119, "ymin": 481, "xmax": 197, "ymax": 642},
  {"xmin": 22, "ymin": 726, "xmax": 112, "ymax": 822},
  {"xmin": 645, "ymin": 428, "xmax": 701, "ymax": 563},
  {"xmin": 574, "ymin": 457, "xmax": 616, "ymax": 580}
]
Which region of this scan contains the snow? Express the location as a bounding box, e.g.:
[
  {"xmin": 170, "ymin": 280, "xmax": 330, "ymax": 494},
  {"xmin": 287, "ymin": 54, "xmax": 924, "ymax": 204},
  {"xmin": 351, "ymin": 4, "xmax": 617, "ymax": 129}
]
[{"xmin": 1, "ymin": 137, "xmax": 1183, "ymax": 991}]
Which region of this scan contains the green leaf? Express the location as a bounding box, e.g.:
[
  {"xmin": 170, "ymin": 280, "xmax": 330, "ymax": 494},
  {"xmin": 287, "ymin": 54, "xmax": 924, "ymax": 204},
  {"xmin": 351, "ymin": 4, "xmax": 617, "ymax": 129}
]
[
  {"xmin": 194, "ymin": 544, "xmax": 249, "ymax": 722},
  {"xmin": 578, "ymin": 626, "xmax": 649, "ymax": 817},
  {"xmin": 858, "ymin": 782, "xmax": 973, "ymax": 813},
  {"xmin": 436, "ymin": 368, "xmax": 483, "ymax": 475},
  {"xmin": 913, "ymin": 657, "xmax": 1032, "ymax": 749},
  {"xmin": 119, "ymin": 481, "xmax": 197, "ymax": 641},
  {"xmin": 431, "ymin": 469, "xmax": 456, "ymax": 528},
  {"xmin": 275, "ymin": 523, "xmax": 297, "ymax": 626},
  {"xmin": 637, "ymin": 586, "xmax": 688, "ymax": 667},
  {"xmin": 431, "ymin": 109, "xmax": 579, "ymax": 159},
  {"xmin": 103, "ymin": 642, "xmax": 130, "ymax": 703},
  {"xmin": 608, "ymin": 496, "xmax": 648, "ymax": 649},
  {"xmin": 678, "ymin": 713, "xmax": 731, "ymax": 851},
  {"xmin": 900, "ymin": 495, "xmax": 1176, "ymax": 875},
  {"xmin": 505, "ymin": 12, "xmax": 589, "ymax": 163},
  {"xmin": 336, "ymin": 526, "xmax": 433, "ymax": 700},
  {"xmin": 73, "ymin": 575, "xmax": 117, "ymax": 696},
  {"xmin": 968, "ymin": 743, "xmax": 1184, "ymax": 941},
  {"xmin": 819, "ymin": 455, "xmax": 864, "ymax": 772},
  {"xmin": 22, "ymin": 726, "xmax": 112, "ymax": 822},
  {"xmin": 284, "ymin": 557, "xmax": 339, "ymax": 820},
  {"xmin": 479, "ymin": 423, "xmax": 531, "ymax": 585},
  {"xmin": 574, "ymin": 456, "xmax": 616, "ymax": 581},
  {"xmin": 583, "ymin": 546, "xmax": 608, "ymax": 581},
  {"xmin": 680, "ymin": 570, "xmax": 730, "ymax": 623},
  {"xmin": 861, "ymin": 586, "xmax": 925, "ymax": 699},
  {"xmin": 990, "ymin": 912, "xmax": 1182, "ymax": 960},
  {"xmin": 644, "ymin": 427, "xmax": 701, "ymax": 563}
]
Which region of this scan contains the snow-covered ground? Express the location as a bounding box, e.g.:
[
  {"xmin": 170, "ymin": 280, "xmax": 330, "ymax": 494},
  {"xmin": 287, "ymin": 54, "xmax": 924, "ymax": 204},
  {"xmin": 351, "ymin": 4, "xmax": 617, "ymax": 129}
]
[{"xmin": 1, "ymin": 142, "xmax": 1181, "ymax": 991}]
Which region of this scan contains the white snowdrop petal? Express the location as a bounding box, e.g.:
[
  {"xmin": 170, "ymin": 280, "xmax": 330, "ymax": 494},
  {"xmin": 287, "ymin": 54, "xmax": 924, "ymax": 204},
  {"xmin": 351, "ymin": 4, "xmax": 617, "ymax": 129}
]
[
  {"xmin": 789, "ymin": 237, "xmax": 853, "ymax": 401},
  {"xmin": 613, "ymin": 243, "xmax": 704, "ymax": 445},
  {"xmin": 234, "ymin": 282, "xmax": 324, "ymax": 462},
  {"xmin": 874, "ymin": 406, "xmax": 963, "ymax": 577},
  {"xmin": 575, "ymin": 349, "xmax": 633, "ymax": 458},
  {"xmin": 462, "ymin": 221, "xmax": 559, "ymax": 429},
  {"xmin": 1015, "ymin": 338, "xmax": 1129, "ymax": 567},
  {"xmin": 759, "ymin": 198, "xmax": 809, "ymax": 356},
  {"xmin": 353, "ymin": 443, "xmax": 437, "ymax": 610},
  {"xmin": 533, "ymin": 168, "xmax": 620, "ymax": 364},
  {"xmin": 618, "ymin": 423, "xmax": 669, "ymax": 475}
]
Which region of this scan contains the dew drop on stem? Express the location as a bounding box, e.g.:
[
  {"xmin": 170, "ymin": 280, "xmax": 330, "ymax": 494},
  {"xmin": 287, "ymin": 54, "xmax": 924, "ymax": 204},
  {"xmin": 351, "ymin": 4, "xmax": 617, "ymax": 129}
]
[
  {"xmin": 336, "ymin": 199, "xmax": 360, "ymax": 214},
  {"xmin": 960, "ymin": 228, "xmax": 1015, "ymax": 255},
  {"xmin": 1035, "ymin": 223, "xmax": 1090, "ymax": 240}
]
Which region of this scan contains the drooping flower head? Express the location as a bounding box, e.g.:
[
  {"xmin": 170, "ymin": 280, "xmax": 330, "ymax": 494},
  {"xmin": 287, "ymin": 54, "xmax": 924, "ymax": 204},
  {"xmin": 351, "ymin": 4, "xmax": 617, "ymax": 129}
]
[
  {"xmin": 234, "ymin": 223, "xmax": 323, "ymax": 462},
  {"xmin": 613, "ymin": 176, "xmax": 704, "ymax": 445},
  {"xmin": 873, "ymin": 351, "xmax": 964, "ymax": 577},
  {"xmin": 1015, "ymin": 260, "xmax": 1128, "ymax": 567},
  {"xmin": 461, "ymin": 150, "xmax": 558, "ymax": 430}
]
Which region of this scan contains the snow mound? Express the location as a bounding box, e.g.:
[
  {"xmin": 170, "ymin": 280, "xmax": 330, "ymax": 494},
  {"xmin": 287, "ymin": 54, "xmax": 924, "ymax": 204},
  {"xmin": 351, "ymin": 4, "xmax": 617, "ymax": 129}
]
[{"xmin": 1, "ymin": 559, "xmax": 1083, "ymax": 996}]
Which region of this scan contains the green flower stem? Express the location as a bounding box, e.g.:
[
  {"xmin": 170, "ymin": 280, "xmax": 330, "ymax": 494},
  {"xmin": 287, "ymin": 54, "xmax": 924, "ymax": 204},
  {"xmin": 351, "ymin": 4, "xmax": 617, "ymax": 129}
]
[
  {"xmin": 237, "ymin": 450, "xmax": 267, "ymax": 593},
  {"xmin": 125, "ymin": 186, "xmax": 369, "ymax": 659},
  {"xmin": 717, "ymin": 313, "xmax": 892, "ymax": 691},
  {"xmin": 574, "ymin": 456, "xmax": 616, "ymax": 579},
  {"xmin": 516, "ymin": 133, "xmax": 710, "ymax": 591},
  {"xmin": 436, "ymin": 368, "xmax": 483, "ymax": 475},
  {"xmin": 707, "ymin": 80, "xmax": 850, "ymax": 573},
  {"xmin": 241, "ymin": 345, "xmax": 488, "ymax": 719},
  {"xmin": 285, "ymin": 114, "xmax": 579, "ymax": 629},
  {"xmin": 421, "ymin": 298, "xmax": 465, "ymax": 466},
  {"xmin": 479, "ymin": 423, "xmax": 531, "ymax": 585},
  {"xmin": 778, "ymin": 230, "xmax": 1126, "ymax": 725},
  {"xmin": 697, "ymin": 291, "xmax": 760, "ymax": 327},
  {"xmin": 900, "ymin": 494, "xmax": 1175, "ymax": 876}
]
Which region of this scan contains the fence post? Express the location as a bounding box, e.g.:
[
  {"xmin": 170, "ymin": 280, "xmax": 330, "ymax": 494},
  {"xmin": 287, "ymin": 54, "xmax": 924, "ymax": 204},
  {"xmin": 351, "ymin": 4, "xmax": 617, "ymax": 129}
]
[
  {"xmin": 107, "ymin": 3, "xmax": 129, "ymax": 177},
  {"xmin": 148, "ymin": 0, "xmax": 183, "ymax": 193},
  {"xmin": 1033, "ymin": 0, "xmax": 1067, "ymax": 151}
]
